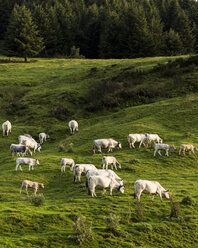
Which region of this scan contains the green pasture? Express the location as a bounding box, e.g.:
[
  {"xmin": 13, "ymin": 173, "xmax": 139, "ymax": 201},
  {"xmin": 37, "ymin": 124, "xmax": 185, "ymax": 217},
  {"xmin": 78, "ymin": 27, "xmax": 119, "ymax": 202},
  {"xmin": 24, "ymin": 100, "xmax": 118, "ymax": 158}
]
[{"xmin": 0, "ymin": 56, "xmax": 197, "ymax": 247}]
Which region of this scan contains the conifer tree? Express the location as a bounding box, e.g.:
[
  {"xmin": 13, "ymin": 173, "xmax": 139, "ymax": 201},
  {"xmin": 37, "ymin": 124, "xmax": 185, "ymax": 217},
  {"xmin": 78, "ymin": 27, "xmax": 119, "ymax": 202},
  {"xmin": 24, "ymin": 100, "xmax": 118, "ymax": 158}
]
[{"xmin": 5, "ymin": 4, "xmax": 44, "ymax": 62}]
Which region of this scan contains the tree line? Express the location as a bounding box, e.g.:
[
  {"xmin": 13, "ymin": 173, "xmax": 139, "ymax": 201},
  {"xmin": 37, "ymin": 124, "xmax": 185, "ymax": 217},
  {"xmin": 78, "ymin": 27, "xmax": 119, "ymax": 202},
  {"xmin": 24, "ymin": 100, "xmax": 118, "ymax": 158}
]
[{"xmin": 0, "ymin": 0, "xmax": 198, "ymax": 61}]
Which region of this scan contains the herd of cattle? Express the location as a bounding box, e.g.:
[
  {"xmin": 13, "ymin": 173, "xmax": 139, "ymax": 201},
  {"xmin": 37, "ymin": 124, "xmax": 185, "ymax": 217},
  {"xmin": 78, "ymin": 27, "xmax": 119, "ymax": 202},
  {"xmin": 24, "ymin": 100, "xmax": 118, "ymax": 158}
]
[{"xmin": 2, "ymin": 119, "xmax": 197, "ymax": 202}]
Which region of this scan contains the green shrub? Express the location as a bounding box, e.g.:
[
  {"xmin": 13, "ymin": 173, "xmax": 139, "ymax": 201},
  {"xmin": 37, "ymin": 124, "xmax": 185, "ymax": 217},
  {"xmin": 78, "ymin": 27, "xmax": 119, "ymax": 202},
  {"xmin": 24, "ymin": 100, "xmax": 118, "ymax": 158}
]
[
  {"xmin": 181, "ymin": 196, "xmax": 196, "ymax": 206},
  {"xmin": 104, "ymin": 213, "xmax": 121, "ymax": 233},
  {"xmin": 170, "ymin": 195, "xmax": 180, "ymax": 218},
  {"xmin": 58, "ymin": 143, "xmax": 65, "ymax": 152},
  {"xmin": 73, "ymin": 216, "xmax": 92, "ymax": 244},
  {"xmin": 67, "ymin": 143, "xmax": 74, "ymax": 153},
  {"xmin": 136, "ymin": 223, "xmax": 153, "ymax": 232},
  {"xmin": 29, "ymin": 194, "xmax": 45, "ymax": 207}
]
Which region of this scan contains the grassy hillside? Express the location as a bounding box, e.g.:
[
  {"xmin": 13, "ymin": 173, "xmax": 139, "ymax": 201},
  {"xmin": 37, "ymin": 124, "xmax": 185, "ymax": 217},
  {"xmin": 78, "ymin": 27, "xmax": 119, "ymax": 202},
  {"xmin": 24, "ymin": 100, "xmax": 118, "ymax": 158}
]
[{"xmin": 0, "ymin": 57, "xmax": 198, "ymax": 247}]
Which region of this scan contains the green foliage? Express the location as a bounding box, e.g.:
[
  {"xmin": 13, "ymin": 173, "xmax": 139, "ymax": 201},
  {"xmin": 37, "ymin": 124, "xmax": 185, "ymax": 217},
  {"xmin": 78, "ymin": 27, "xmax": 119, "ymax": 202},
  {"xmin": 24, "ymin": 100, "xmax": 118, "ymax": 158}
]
[
  {"xmin": 104, "ymin": 213, "xmax": 121, "ymax": 233},
  {"xmin": 29, "ymin": 194, "xmax": 45, "ymax": 207},
  {"xmin": 72, "ymin": 216, "xmax": 93, "ymax": 244},
  {"xmin": 136, "ymin": 223, "xmax": 153, "ymax": 232},
  {"xmin": 181, "ymin": 196, "xmax": 196, "ymax": 206},
  {"xmin": 170, "ymin": 195, "xmax": 181, "ymax": 218}
]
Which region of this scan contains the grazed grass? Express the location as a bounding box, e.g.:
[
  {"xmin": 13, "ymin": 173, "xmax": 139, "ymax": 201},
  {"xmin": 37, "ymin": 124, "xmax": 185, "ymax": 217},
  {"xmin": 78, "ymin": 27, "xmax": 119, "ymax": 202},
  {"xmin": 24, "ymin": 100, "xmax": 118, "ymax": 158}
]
[{"xmin": 0, "ymin": 57, "xmax": 197, "ymax": 247}]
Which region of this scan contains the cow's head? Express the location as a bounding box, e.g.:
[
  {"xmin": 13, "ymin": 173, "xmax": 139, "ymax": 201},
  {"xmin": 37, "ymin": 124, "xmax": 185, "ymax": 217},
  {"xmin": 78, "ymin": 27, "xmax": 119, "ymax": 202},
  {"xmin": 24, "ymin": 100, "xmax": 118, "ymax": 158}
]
[
  {"xmin": 159, "ymin": 138, "xmax": 163, "ymax": 143},
  {"xmin": 37, "ymin": 144, "xmax": 42, "ymax": 152},
  {"xmin": 39, "ymin": 183, "xmax": 44, "ymax": 189},
  {"xmin": 194, "ymin": 146, "xmax": 198, "ymax": 151},
  {"xmin": 169, "ymin": 145, "xmax": 176, "ymax": 151},
  {"xmin": 117, "ymin": 142, "xmax": 122, "ymax": 149},
  {"xmin": 36, "ymin": 159, "xmax": 40, "ymax": 165},
  {"xmin": 116, "ymin": 161, "xmax": 121, "ymax": 169},
  {"xmin": 117, "ymin": 185, "xmax": 125, "ymax": 193},
  {"xmin": 163, "ymin": 190, "xmax": 170, "ymax": 199}
]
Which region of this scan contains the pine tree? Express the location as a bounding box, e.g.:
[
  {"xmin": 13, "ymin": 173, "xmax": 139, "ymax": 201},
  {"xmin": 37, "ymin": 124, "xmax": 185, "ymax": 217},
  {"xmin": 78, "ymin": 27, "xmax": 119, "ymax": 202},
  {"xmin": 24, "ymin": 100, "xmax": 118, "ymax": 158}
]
[
  {"xmin": 5, "ymin": 4, "xmax": 44, "ymax": 62},
  {"xmin": 163, "ymin": 28, "xmax": 183, "ymax": 55}
]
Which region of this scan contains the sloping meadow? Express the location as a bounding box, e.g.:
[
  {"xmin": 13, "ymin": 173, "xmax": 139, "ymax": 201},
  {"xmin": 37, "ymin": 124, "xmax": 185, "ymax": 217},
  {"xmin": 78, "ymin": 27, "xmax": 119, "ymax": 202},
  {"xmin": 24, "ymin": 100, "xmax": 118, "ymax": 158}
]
[{"xmin": 0, "ymin": 57, "xmax": 197, "ymax": 247}]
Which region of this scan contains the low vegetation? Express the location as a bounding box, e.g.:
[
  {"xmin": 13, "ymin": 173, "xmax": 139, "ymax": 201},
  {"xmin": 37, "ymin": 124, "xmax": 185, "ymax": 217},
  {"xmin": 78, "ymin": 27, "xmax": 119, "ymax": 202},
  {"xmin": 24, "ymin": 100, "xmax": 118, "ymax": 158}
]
[{"xmin": 0, "ymin": 56, "xmax": 197, "ymax": 247}]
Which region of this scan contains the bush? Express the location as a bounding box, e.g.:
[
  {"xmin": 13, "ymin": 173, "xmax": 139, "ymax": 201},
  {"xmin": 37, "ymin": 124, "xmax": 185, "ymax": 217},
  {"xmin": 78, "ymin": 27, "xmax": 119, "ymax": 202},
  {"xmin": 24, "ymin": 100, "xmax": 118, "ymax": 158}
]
[
  {"xmin": 67, "ymin": 143, "xmax": 74, "ymax": 153},
  {"xmin": 72, "ymin": 216, "xmax": 92, "ymax": 244},
  {"xmin": 58, "ymin": 143, "xmax": 65, "ymax": 152},
  {"xmin": 29, "ymin": 194, "xmax": 45, "ymax": 207},
  {"xmin": 181, "ymin": 196, "xmax": 196, "ymax": 206},
  {"xmin": 104, "ymin": 213, "xmax": 120, "ymax": 233},
  {"xmin": 170, "ymin": 195, "xmax": 180, "ymax": 218},
  {"xmin": 69, "ymin": 46, "xmax": 85, "ymax": 59},
  {"xmin": 136, "ymin": 223, "xmax": 153, "ymax": 232}
]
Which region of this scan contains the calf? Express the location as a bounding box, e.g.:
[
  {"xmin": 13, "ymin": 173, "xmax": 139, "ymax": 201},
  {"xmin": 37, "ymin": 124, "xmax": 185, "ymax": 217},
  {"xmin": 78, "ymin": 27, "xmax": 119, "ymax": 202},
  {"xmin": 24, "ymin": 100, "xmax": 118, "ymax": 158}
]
[
  {"xmin": 10, "ymin": 144, "xmax": 32, "ymax": 157},
  {"xmin": 39, "ymin": 133, "xmax": 50, "ymax": 144},
  {"xmin": 68, "ymin": 120, "xmax": 78, "ymax": 134},
  {"xmin": 61, "ymin": 158, "xmax": 75, "ymax": 172},
  {"xmin": 179, "ymin": 144, "xmax": 198, "ymax": 155},
  {"xmin": 16, "ymin": 158, "xmax": 40, "ymax": 171},
  {"xmin": 20, "ymin": 180, "xmax": 44, "ymax": 195},
  {"xmin": 93, "ymin": 138, "xmax": 122, "ymax": 153},
  {"xmin": 102, "ymin": 156, "xmax": 121, "ymax": 170},
  {"xmin": 2, "ymin": 120, "xmax": 12, "ymax": 136},
  {"xmin": 73, "ymin": 164, "xmax": 97, "ymax": 182},
  {"xmin": 154, "ymin": 143, "xmax": 176, "ymax": 156}
]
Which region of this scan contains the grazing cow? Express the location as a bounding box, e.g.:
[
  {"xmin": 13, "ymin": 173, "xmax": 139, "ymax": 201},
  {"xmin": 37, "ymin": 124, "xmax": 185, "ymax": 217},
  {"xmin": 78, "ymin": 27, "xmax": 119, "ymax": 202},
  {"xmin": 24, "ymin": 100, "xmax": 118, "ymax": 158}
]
[
  {"xmin": 154, "ymin": 143, "xmax": 176, "ymax": 156},
  {"xmin": 73, "ymin": 164, "xmax": 97, "ymax": 182},
  {"xmin": 102, "ymin": 156, "xmax": 121, "ymax": 170},
  {"xmin": 179, "ymin": 144, "xmax": 198, "ymax": 155},
  {"xmin": 16, "ymin": 158, "xmax": 40, "ymax": 171},
  {"xmin": 85, "ymin": 169, "xmax": 123, "ymax": 192},
  {"xmin": 93, "ymin": 139, "xmax": 122, "ymax": 153},
  {"xmin": 61, "ymin": 158, "xmax": 75, "ymax": 172},
  {"xmin": 18, "ymin": 135, "xmax": 41, "ymax": 153},
  {"xmin": 134, "ymin": 179, "xmax": 170, "ymax": 202},
  {"xmin": 68, "ymin": 120, "xmax": 78, "ymax": 134},
  {"xmin": 10, "ymin": 144, "xmax": 32, "ymax": 157},
  {"xmin": 39, "ymin": 133, "xmax": 50, "ymax": 144},
  {"xmin": 88, "ymin": 175, "xmax": 124, "ymax": 197},
  {"xmin": 20, "ymin": 180, "xmax": 44, "ymax": 195},
  {"xmin": 145, "ymin": 134, "xmax": 163, "ymax": 147},
  {"xmin": 2, "ymin": 120, "xmax": 12, "ymax": 136},
  {"xmin": 127, "ymin": 134, "xmax": 147, "ymax": 148}
]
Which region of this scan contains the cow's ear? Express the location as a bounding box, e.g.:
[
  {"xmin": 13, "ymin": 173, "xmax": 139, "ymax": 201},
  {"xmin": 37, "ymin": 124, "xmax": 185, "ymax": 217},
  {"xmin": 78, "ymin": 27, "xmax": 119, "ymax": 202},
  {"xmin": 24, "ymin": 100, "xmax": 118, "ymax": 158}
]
[{"xmin": 165, "ymin": 190, "xmax": 169, "ymax": 192}]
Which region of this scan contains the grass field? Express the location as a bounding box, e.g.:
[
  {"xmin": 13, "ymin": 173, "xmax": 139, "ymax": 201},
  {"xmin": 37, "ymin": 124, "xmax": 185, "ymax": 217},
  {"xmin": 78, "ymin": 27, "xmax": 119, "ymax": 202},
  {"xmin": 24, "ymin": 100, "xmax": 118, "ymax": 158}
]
[{"xmin": 0, "ymin": 56, "xmax": 198, "ymax": 247}]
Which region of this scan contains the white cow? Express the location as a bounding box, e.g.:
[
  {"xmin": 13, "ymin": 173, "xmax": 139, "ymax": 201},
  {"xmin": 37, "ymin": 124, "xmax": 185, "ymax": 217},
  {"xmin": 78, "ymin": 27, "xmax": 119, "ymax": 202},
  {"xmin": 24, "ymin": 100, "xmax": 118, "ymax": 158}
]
[
  {"xmin": 88, "ymin": 175, "xmax": 124, "ymax": 197},
  {"xmin": 179, "ymin": 144, "xmax": 198, "ymax": 155},
  {"xmin": 85, "ymin": 169, "xmax": 123, "ymax": 187},
  {"xmin": 68, "ymin": 120, "xmax": 78, "ymax": 134},
  {"xmin": 93, "ymin": 139, "xmax": 122, "ymax": 153},
  {"xmin": 20, "ymin": 180, "xmax": 44, "ymax": 195},
  {"xmin": 134, "ymin": 179, "xmax": 170, "ymax": 202},
  {"xmin": 61, "ymin": 158, "xmax": 75, "ymax": 172},
  {"xmin": 18, "ymin": 135, "xmax": 41, "ymax": 153},
  {"xmin": 10, "ymin": 144, "xmax": 32, "ymax": 157},
  {"xmin": 102, "ymin": 156, "xmax": 121, "ymax": 170},
  {"xmin": 16, "ymin": 158, "xmax": 40, "ymax": 171},
  {"xmin": 127, "ymin": 134, "xmax": 147, "ymax": 148},
  {"xmin": 39, "ymin": 133, "xmax": 50, "ymax": 144},
  {"xmin": 73, "ymin": 164, "xmax": 97, "ymax": 182},
  {"xmin": 2, "ymin": 120, "xmax": 12, "ymax": 136},
  {"xmin": 145, "ymin": 134, "xmax": 163, "ymax": 146},
  {"xmin": 154, "ymin": 143, "xmax": 176, "ymax": 156}
]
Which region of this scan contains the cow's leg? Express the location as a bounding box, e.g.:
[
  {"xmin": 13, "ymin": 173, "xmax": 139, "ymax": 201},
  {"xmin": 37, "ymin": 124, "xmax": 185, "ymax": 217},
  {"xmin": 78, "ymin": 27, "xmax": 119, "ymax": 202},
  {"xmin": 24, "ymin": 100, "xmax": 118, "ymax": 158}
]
[
  {"xmin": 29, "ymin": 165, "xmax": 31, "ymax": 171},
  {"xmin": 106, "ymin": 163, "xmax": 108, "ymax": 170},
  {"xmin": 152, "ymin": 195, "xmax": 155, "ymax": 202},
  {"xmin": 137, "ymin": 194, "xmax": 141, "ymax": 202},
  {"xmin": 34, "ymin": 188, "xmax": 37, "ymax": 195},
  {"xmin": 19, "ymin": 165, "xmax": 22, "ymax": 171},
  {"xmin": 158, "ymin": 150, "xmax": 162, "ymax": 156},
  {"xmin": 16, "ymin": 164, "xmax": 19, "ymax": 171},
  {"xmin": 179, "ymin": 148, "xmax": 182, "ymax": 155},
  {"xmin": 77, "ymin": 173, "xmax": 81, "ymax": 182},
  {"xmin": 154, "ymin": 149, "xmax": 157, "ymax": 156},
  {"xmin": 114, "ymin": 163, "xmax": 117, "ymax": 170},
  {"xmin": 159, "ymin": 193, "xmax": 163, "ymax": 202},
  {"xmin": 109, "ymin": 186, "xmax": 113, "ymax": 196},
  {"xmin": 102, "ymin": 163, "xmax": 105, "ymax": 169},
  {"xmin": 165, "ymin": 149, "xmax": 169, "ymax": 156},
  {"xmin": 25, "ymin": 186, "xmax": 28, "ymax": 195}
]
